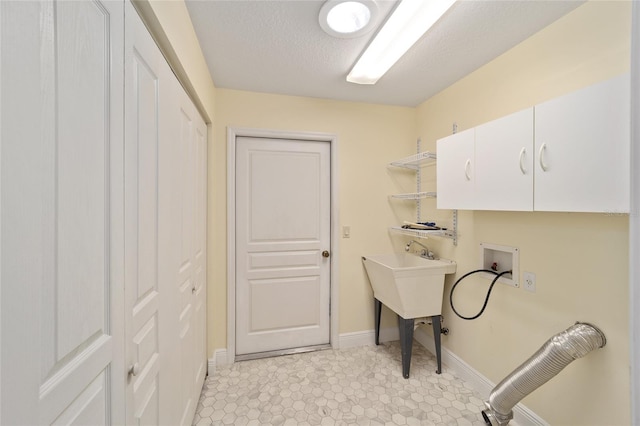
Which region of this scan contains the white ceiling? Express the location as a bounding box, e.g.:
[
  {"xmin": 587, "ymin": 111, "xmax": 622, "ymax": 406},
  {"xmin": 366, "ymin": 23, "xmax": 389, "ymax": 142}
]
[{"xmin": 185, "ymin": 0, "xmax": 583, "ymax": 107}]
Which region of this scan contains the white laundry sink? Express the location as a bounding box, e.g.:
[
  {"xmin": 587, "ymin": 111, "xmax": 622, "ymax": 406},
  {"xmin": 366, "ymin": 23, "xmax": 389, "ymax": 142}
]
[{"xmin": 362, "ymin": 253, "xmax": 456, "ymax": 319}]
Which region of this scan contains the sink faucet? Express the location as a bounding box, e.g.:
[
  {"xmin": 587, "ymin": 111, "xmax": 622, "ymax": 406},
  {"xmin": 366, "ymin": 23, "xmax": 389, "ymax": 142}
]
[{"xmin": 405, "ymin": 240, "xmax": 436, "ymax": 260}]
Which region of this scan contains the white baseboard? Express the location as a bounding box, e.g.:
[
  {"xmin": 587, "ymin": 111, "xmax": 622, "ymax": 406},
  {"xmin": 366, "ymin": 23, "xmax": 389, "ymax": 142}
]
[
  {"xmin": 414, "ymin": 327, "xmax": 547, "ymax": 426},
  {"xmin": 337, "ymin": 327, "xmax": 399, "ymax": 349},
  {"xmin": 208, "ymin": 357, "xmax": 216, "ymax": 376},
  {"xmin": 208, "ymin": 348, "xmax": 230, "ymax": 376}
]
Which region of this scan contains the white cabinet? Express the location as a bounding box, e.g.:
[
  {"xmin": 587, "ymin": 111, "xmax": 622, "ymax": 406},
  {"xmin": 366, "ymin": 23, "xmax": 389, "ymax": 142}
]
[
  {"xmin": 436, "ymin": 128, "xmax": 475, "ymax": 210},
  {"xmin": 436, "ymin": 74, "xmax": 630, "ymax": 213},
  {"xmin": 437, "ymin": 109, "xmax": 534, "ymax": 211},
  {"xmin": 475, "ymin": 108, "xmax": 534, "ymax": 211},
  {"xmin": 534, "ymin": 74, "xmax": 630, "ymax": 213}
]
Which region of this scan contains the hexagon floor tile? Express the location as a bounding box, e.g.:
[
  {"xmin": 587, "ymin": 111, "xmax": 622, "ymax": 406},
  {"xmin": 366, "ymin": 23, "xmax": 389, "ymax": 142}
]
[{"xmin": 193, "ymin": 341, "xmax": 488, "ymax": 425}]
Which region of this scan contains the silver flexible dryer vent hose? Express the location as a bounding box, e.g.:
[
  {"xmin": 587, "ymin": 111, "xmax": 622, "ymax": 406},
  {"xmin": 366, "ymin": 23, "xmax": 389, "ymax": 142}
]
[{"xmin": 482, "ymin": 322, "xmax": 606, "ymax": 426}]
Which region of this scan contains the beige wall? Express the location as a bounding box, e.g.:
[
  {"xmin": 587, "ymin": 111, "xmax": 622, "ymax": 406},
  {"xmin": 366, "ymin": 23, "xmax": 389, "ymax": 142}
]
[
  {"xmin": 416, "ymin": 2, "xmax": 631, "ymax": 424},
  {"xmin": 143, "ymin": 0, "xmax": 632, "ymax": 423}
]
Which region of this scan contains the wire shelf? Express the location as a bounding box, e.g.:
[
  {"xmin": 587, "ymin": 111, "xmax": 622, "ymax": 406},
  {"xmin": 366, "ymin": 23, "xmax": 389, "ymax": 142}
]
[
  {"xmin": 389, "ymin": 151, "xmax": 437, "ymax": 170},
  {"xmin": 389, "ymin": 192, "xmax": 437, "ymax": 200},
  {"xmin": 388, "ymin": 140, "xmax": 457, "ymax": 245},
  {"xmin": 389, "ymin": 226, "xmax": 456, "ymax": 241}
]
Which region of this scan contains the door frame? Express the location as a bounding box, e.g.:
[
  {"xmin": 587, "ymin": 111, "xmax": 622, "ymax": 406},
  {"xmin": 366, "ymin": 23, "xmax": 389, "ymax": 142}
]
[{"xmin": 226, "ymin": 127, "xmax": 339, "ymax": 364}]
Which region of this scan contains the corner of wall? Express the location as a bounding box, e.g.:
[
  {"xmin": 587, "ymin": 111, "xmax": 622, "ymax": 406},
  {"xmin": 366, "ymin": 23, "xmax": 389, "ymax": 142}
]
[{"xmin": 132, "ymin": 0, "xmax": 216, "ymax": 123}]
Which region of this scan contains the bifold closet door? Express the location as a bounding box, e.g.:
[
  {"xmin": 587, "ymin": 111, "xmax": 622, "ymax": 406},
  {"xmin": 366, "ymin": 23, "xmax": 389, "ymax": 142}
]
[
  {"xmin": 172, "ymin": 77, "xmax": 208, "ymax": 426},
  {"xmin": 0, "ymin": 1, "xmax": 207, "ymax": 423},
  {"xmin": 124, "ymin": 3, "xmax": 175, "ymax": 424},
  {"xmin": 1, "ymin": 1, "xmax": 126, "ymax": 424},
  {"xmin": 125, "ymin": 3, "xmax": 207, "ymax": 425}
]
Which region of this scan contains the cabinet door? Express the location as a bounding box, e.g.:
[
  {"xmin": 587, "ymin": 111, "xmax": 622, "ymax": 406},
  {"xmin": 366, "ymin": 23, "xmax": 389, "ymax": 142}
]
[
  {"xmin": 437, "ymin": 128, "xmax": 475, "ymax": 210},
  {"xmin": 475, "ymin": 108, "xmax": 534, "ymax": 211},
  {"xmin": 534, "ymin": 74, "xmax": 630, "ymax": 213}
]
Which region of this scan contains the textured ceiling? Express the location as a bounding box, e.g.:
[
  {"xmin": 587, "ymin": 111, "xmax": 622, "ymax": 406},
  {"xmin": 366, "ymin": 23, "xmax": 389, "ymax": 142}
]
[{"xmin": 185, "ymin": 0, "xmax": 583, "ymax": 107}]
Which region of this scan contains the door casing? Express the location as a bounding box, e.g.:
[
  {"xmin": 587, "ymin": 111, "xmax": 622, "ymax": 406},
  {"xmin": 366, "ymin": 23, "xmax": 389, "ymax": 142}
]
[{"xmin": 227, "ymin": 127, "xmax": 339, "ymax": 364}]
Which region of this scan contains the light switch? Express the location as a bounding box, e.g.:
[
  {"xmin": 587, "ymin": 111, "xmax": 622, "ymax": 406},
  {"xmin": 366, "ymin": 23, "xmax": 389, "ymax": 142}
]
[{"xmin": 342, "ymin": 225, "xmax": 351, "ymax": 238}]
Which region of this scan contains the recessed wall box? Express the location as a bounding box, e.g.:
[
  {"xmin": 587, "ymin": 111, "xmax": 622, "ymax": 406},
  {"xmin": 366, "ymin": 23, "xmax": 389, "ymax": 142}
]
[{"xmin": 479, "ymin": 243, "xmax": 519, "ymax": 287}]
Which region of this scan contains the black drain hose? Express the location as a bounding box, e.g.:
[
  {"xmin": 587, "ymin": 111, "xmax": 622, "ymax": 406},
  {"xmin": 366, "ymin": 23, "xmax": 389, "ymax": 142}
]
[{"xmin": 449, "ymin": 269, "xmax": 513, "ymax": 320}]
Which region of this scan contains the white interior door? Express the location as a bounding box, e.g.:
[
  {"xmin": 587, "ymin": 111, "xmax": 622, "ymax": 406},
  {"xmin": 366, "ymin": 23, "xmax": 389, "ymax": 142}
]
[
  {"xmin": 1, "ymin": 1, "xmax": 125, "ymax": 424},
  {"xmin": 235, "ymin": 137, "xmax": 331, "ymax": 356}
]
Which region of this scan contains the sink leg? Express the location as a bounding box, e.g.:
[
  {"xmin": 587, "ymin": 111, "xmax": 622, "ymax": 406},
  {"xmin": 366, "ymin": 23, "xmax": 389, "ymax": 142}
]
[
  {"xmin": 398, "ymin": 316, "xmax": 414, "ymax": 379},
  {"xmin": 373, "ymin": 299, "xmax": 382, "ymax": 345},
  {"xmin": 374, "ymin": 299, "xmax": 382, "ymax": 346},
  {"xmin": 431, "ymin": 315, "xmax": 442, "ymax": 374}
]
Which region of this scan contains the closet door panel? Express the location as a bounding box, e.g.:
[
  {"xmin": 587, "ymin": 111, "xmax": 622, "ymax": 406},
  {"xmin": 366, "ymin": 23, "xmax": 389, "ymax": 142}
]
[
  {"xmin": 193, "ymin": 120, "xmax": 208, "ymax": 395},
  {"xmin": 125, "ymin": 3, "xmax": 208, "ymax": 424},
  {"xmin": 124, "ymin": 3, "xmax": 176, "ymax": 424},
  {"xmin": 175, "ymin": 86, "xmax": 209, "ymax": 425},
  {"xmin": 1, "ymin": 0, "xmax": 125, "ymax": 424},
  {"xmin": 176, "ymin": 100, "xmax": 196, "ymax": 426},
  {"xmin": 54, "ymin": 0, "xmax": 110, "ymax": 364},
  {"xmin": 124, "ymin": 51, "xmax": 161, "ymax": 426}
]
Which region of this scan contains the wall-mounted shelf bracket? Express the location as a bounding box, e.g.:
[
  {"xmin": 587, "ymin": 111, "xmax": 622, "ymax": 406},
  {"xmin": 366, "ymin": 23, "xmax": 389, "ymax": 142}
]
[{"xmin": 452, "ymin": 209, "xmax": 458, "ymax": 246}]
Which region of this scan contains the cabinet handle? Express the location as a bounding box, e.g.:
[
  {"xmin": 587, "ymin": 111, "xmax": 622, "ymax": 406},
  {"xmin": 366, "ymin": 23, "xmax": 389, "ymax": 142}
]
[
  {"xmin": 538, "ymin": 143, "xmax": 549, "ymax": 172},
  {"xmin": 464, "ymin": 159, "xmax": 471, "ymax": 181},
  {"xmin": 519, "ymin": 147, "xmax": 527, "ymax": 175}
]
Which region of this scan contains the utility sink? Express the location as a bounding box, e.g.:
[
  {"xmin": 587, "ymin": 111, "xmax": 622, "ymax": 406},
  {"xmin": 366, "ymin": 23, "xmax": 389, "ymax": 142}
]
[{"xmin": 362, "ymin": 253, "xmax": 456, "ymax": 319}]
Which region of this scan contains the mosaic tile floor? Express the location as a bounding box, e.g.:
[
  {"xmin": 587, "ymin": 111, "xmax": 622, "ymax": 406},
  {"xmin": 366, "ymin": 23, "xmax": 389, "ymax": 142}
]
[{"xmin": 193, "ymin": 341, "xmax": 488, "ymax": 426}]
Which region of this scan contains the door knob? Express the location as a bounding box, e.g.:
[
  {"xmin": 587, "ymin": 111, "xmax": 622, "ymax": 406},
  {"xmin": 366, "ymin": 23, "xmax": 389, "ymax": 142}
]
[
  {"xmin": 322, "ymin": 250, "xmax": 330, "ymax": 258},
  {"xmin": 128, "ymin": 362, "xmax": 139, "ymax": 378}
]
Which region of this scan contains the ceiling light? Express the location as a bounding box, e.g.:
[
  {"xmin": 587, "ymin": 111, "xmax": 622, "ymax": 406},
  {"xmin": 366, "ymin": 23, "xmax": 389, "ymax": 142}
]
[
  {"xmin": 347, "ymin": 0, "xmax": 456, "ymax": 85},
  {"xmin": 319, "ymin": 0, "xmax": 378, "ymax": 39}
]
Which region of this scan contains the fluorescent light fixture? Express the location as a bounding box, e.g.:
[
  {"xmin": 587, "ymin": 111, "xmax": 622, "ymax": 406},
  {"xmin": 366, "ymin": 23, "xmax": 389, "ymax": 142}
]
[
  {"xmin": 319, "ymin": 0, "xmax": 379, "ymax": 39},
  {"xmin": 347, "ymin": 0, "xmax": 456, "ymax": 84}
]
